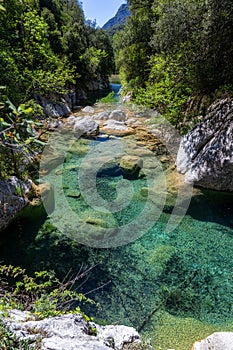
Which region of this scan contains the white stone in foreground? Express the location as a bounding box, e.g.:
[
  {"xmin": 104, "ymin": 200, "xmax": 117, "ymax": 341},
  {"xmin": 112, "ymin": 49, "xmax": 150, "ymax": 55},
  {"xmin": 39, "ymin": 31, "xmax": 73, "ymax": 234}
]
[
  {"xmin": 4, "ymin": 310, "xmax": 141, "ymax": 350},
  {"xmin": 192, "ymin": 332, "xmax": 233, "ymax": 350}
]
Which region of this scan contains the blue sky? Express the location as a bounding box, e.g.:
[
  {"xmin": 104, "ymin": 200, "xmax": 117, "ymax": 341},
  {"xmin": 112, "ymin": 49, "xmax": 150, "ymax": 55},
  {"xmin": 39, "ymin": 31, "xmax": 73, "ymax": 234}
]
[{"xmin": 81, "ymin": 0, "xmax": 127, "ymax": 27}]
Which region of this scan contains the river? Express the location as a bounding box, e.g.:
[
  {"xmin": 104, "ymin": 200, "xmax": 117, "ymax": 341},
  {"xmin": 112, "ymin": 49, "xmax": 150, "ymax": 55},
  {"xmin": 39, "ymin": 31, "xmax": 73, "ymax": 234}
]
[{"xmin": 0, "ymin": 94, "xmax": 233, "ymax": 350}]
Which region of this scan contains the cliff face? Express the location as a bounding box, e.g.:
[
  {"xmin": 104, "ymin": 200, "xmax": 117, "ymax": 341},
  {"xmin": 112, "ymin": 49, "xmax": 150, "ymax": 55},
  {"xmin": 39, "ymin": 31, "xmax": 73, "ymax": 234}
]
[
  {"xmin": 102, "ymin": 4, "xmax": 130, "ymax": 35},
  {"xmin": 176, "ymin": 98, "xmax": 233, "ymax": 191}
]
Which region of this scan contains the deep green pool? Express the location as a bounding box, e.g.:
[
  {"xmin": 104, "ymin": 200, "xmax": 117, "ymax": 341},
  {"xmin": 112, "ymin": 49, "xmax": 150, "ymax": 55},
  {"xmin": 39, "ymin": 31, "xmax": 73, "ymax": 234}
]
[{"xmin": 1, "ymin": 136, "xmax": 233, "ymax": 350}]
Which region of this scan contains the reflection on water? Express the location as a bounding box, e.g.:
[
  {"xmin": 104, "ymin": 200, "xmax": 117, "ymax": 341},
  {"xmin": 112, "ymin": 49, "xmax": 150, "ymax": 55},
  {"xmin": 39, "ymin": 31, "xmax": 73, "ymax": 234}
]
[{"xmin": 110, "ymin": 83, "xmax": 121, "ymax": 99}]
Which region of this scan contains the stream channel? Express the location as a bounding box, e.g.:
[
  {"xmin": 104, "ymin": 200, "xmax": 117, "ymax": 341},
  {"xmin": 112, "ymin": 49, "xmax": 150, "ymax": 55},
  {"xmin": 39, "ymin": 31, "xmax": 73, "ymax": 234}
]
[{"xmin": 0, "ymin": 85, "xmax": 233, "ymax": 349}]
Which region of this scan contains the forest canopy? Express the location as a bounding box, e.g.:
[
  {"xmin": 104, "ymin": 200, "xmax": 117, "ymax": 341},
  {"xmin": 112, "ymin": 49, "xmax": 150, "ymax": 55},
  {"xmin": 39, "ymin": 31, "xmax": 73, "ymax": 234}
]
[
  {"xmin": 0, "ymin": 0, "xmax": 114, "ymax": 104},
  {"xmin": 113, "ymin": 0, "xmax": 233, "ymax": 126}
]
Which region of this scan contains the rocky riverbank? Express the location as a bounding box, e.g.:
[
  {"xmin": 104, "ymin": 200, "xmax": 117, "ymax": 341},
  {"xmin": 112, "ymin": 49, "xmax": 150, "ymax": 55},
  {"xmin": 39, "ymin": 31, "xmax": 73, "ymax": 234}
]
[
  {"xmin": 177, "ymin": 98, "xmax": 233, "ymax": 191},
  {"xmin": 3, "ymin": 309, "xmax": 233, "ymax": 350},
  {"xmin": 3, "ymin": 309, "xmax": 141, "ymax": 350},
  {"xmin": 0, "ymin": 104, "xmax": 176, "ymax": 237}
]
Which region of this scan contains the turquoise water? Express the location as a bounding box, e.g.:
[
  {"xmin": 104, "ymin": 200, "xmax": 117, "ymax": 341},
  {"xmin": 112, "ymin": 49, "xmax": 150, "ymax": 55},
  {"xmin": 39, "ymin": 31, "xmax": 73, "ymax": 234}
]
[
  {"xmin": 1, "ymin": 136, "xmax": 233, "ymax": 349},
  {"xmin": 84, "ymin": 83, "xmax": 121, "ymax": 104}
]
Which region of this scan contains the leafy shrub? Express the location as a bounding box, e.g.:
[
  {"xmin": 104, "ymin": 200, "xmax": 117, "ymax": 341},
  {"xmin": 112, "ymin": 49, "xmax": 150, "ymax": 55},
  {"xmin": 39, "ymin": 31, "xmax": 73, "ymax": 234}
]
[
  {"xmin": 134, "ymin": 54, "xmax": 194, "ymax": 131},
  {"xmin": 0, "ymin": 264, "xmax": 96, "ymax": 320},
  {"xmin": 0, "ymin": 323, "xmax": 35, "ymax": 350}
]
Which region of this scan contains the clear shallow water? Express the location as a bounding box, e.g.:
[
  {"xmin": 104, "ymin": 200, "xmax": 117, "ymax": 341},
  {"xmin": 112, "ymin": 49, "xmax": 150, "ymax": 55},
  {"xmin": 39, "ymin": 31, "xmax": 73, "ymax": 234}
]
[{"xmin": 1, "ymin": 136, "xmax": 233, "ymax": 349}]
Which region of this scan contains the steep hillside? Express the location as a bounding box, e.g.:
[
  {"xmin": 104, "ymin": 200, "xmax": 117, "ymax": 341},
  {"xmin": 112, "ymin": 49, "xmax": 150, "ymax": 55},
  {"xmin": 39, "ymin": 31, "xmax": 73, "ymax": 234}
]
[{"xmin": 102, "ymin": 3, "xmax": 130, "ymax": 36}]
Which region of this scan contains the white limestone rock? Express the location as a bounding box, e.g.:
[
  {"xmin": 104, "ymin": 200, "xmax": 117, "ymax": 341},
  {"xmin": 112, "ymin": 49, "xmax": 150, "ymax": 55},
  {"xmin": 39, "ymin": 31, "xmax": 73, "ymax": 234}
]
[
  {"xmin": 82, "ymin": 106, "xmax": 95, "ymax": 114},
  {"xmin": 192, "ymin": 332, "xmax": 233, "ymax": 350},
  {"xmin": 176, "ymin": 98, "xmax": 233, "ymax": 191},
  {"xmin": 3, "ymin": 310, "xmax": 141, "ymax": 350},
  {"xmin": 95, "ymin": 111, "xmax": 111, "ymax": 120},
  {"xmin": 109, "ymin": 110, "xmax": 127, "ymax": 122},
  {"xmin": 73, "ymin": 116, "xmax": 99, "ymax": 137},
  {"xmin": 102, "ymin": 120, "xmax": 130, "ymax": 132}
]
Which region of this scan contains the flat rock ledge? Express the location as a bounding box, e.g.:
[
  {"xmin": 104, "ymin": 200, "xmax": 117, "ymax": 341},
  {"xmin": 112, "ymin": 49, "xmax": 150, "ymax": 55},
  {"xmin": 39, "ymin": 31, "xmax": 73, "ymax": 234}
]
[
  {"xmin": 3, "ymin": 309, "xmax": 141, "ymax": 350},
  {"xmin": 176, "ymin": 98, "xmax": 233, "ymax": 191}
]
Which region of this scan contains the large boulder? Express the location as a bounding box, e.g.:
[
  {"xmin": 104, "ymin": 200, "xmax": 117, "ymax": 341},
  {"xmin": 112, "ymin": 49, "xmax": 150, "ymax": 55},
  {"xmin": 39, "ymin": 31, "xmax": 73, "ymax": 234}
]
[
  {"xmin": 176, "ymin": 98, "xmax": 233, "ymax": 191},
  {"xmin": 109, "ymin": 110, "xmax": 127, "ymax": 122},
  {"xmin": 4, "ymin": 309, "xmax": 141, "ymax": 350},
  {"xmin": 191, "ymin": 332, "xmax": 233, "ymax": 350},
  {"xmin": 82, "ymin": 106, "xmax": 95, "ymax": 114},
  {"xmin": 73, "ymin": 116, "xmax": 99, "ymax": 137}
]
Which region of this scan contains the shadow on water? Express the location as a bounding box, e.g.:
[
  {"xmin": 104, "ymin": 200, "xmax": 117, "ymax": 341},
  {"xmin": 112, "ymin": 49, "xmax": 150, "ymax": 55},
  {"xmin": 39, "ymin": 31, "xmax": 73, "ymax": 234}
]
[
  {"xmin": 163, "ymin": 187, "xmax": 233, "ymax": 231},
  {"xmin": 187, "ymin": 188, "xmax": 233, "ymax": 230},
  {"xmin": 85, "ymin": 83, "xmax": 121, "ymax": 105}
]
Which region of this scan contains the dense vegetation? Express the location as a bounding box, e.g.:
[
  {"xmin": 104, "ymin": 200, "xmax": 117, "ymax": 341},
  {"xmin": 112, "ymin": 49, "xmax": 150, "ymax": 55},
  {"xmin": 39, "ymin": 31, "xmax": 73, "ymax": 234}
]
[
  {"xmin": 114, "ymin": 0, "xmax": 233, "ymax": 128},
  {"xmin": 0, "ymin": 0, "xmax": 114, "ymax": 179},
  {"xmin": 0, "ymin": 0, "xmax": 114, "ymax": 103}
]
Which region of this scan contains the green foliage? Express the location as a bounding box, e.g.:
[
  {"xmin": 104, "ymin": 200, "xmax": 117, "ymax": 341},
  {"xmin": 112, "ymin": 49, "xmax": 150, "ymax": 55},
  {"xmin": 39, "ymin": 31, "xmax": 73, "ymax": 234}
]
[
  {"xmin": 0, "ymin": 323, "xmax": 35, "ymax": 350},
  {"xmin": 134, "ymin": 54, "xmax": 194, "ymax": 129},
  {"xmin": 97, "ymin": 91, "xmax": 118, "ymax": 104},
  {"xmin": 0, "ymin": 95, "xmax": 46, "ymax": 178},
  {"xmin": 113, "ymin": 0, "xmax": 154, "ymax": 87},
  {"xmin": 0, "ymin": 264, "xmax": 96, "ymax": 320},
  {"xmin": 0, "ymin": 0, "xmax": 114, "ymax": 106},
  {"xmin": 116, "ymin": 0, "xmax": 233, "ymax": 123},
  {"xmin": 80, "ymin": 47, "xmax": 108, "ymax": 77}
]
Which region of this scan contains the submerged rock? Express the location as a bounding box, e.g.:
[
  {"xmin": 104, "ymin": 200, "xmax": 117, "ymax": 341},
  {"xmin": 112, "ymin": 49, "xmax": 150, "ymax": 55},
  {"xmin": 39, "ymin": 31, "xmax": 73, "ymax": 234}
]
[
  {"xmin": 4, "ymin": 310, "xmax": 141, "ymax": 350},
  {"xmin": 191, "ymin": 332, "xmax": 233, "ymax": 350},
  {"xmin": 119, "ymin": 155, "xmax": 143, "ymax": 177},
  {"xmin": 176, "ymin": 98, "xmax": 233, "ymax": 191}
]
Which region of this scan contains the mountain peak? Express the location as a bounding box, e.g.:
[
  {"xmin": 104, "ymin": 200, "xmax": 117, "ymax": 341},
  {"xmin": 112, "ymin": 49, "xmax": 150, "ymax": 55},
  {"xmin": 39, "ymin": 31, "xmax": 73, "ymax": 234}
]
[{"xmin": 102, "ymin": 3, "xmax": 130, "ymax": 34}]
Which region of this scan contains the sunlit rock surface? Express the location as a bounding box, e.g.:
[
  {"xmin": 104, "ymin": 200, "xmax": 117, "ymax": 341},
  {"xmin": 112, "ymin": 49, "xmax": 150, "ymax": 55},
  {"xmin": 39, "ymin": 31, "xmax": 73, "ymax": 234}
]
[
  {"xmin": 177, "ymin": 98, "xmax": 233, "ymax": 191},
  {"xmin": 191, "ymin": 332, "xmax": 233, "ymax": 350},
  {"xmin": 4, "ymin": 309, "xmax": 141, "ymax": 350}
]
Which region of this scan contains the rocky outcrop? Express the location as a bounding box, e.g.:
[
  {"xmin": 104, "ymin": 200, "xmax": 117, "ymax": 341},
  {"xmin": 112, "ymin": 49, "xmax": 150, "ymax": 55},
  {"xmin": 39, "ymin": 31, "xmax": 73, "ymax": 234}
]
[
  {"xmin": 34, "ymin": 94, "xmax": 72, "ymax": 118},
  {"xmin": 4, "ymin": 309, "xmax": 141, "ymax": 350},
  {"xmin": 191, "ymin": 332, "xmax": 233, "ymax": 350},
  {"xmin": 102, "ymin": 4, "xmax": 130, "ymax": 35},
  {"xmin": 0, "ymin": 177, "xmax": 32, "ymax": 231},
  {"xmin": 176, "ymin": 98, "xmax": 233, "ymax": 191}
]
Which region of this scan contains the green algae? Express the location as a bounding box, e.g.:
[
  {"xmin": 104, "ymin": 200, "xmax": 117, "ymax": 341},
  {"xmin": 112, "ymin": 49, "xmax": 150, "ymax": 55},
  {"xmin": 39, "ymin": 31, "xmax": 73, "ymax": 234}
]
[{"xmin": 147, "ymin": 311, "xmax": 233, "ymax": 350}]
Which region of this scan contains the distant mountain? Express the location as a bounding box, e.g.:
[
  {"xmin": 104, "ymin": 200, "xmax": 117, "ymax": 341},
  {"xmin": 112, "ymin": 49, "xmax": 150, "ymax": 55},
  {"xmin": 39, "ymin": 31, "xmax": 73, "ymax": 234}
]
[{"xmin": 102, "ymin": 3, "xmax": 130, "ymax": 36}]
